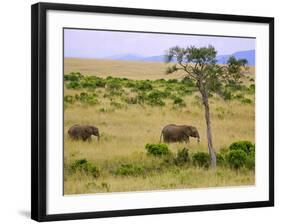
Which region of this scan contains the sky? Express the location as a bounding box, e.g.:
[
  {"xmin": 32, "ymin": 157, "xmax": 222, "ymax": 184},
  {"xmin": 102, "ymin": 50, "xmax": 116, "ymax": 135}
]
[{"xmin": 64, "ymin": 29, "xmax": 255, "ymax": 59}]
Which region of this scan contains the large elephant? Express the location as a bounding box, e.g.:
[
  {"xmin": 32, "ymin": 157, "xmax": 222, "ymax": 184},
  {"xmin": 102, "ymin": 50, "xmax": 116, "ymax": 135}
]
[
  {"xmin": 160, "ymin": 124, "xmax": 200, "ymax": 143},
  {"xmin": 68, "ymin": 124, "xmax": 100, "ymax": 141}
]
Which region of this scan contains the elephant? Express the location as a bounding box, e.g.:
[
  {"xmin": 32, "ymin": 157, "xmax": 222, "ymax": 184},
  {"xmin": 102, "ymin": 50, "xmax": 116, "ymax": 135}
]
[
  {"xmin": 68, "ymin": 124, "xmax": 100, "ymax": 141},
  {"xmin": 160, "ymin": 124, "xmax": 200, "ymax": 143}
]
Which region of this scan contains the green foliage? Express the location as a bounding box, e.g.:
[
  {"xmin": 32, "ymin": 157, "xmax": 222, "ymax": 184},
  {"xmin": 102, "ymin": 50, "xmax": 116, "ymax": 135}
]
[
  {"xmin": 245, "ymin": 151, "xmax": 255, "ymax": 170},
  {"xmin": 249, "ymin": 84, "xmax": 255, "ymax": 93},
  {"xmin": 172, "ymin": 96, "xmax": 186, "ymax": 107},
  {"xmin": 66, "ymin": 81, "xmax": 80, "ymax": 89},
  {"xmin": 174, "ymin": 148, "xmax": 190, "ymax": 166},
  {"xmin": 216, "ymin": 153, "xmax": 226, "ymax": 166},
  {"xmin": 64, "ymin": 95, "xmax": 75, "ymax": 104},
  {"xmin": 79, "ymin": 76, "xmax": 106, "ymax": 89},
  {"xmin": 64, "ymin": 72, "xmax": 82, "ymax": 81},
  {"xmin": 134, "ymin": 80, "xmax": 153, "ymax": 91},
  {"xmin": 167, "ymin": 79, "xmax": 178, "ymax": 84},
  {"xmin": 229, "ymin": 141, "xmax": 255, "ymax": 156},
  {"xmin": 226, "ymin": 56, "xmax": 247, "ymax": 84},
  {"xmin": 222, "ymin": 90, "xmax": 232, "ymax": 100},
  {"xmin": 181, "ymin": 77, "xmax": 196, "ymax": 87},
  {"xmin": 165, "ymin": 45, "xmax": 248, "ymax": 103},
  {"xmin": 240, "ymin": 98, "xmax": 252, "ymax": 104},
  {"xmin": 71, "ymin": 159, "xmax": 100, "ymax": 177},
  {"xmin": 115, "ymin": 164, "xmax": 145, "ymax": 176},
  {"xmin": 227, "ymin": 150, "xmax": 247, "ymax": 169},
  {"xmin": 106, "ymin": 79, "xmax": 123, "ymax": 92},
  {"xmin": 145, "ymin": 143, "xmax": 171, "ymax": 156},
  {"xmin": 75, "ymin": 92, "xmax": 98, "ymax": 105},
  {"xmin": 227, "ymin": 141, "xmax": 255, "ymax": 169},
  {"xmin": 176, "ymin": 85, "xmax": 194, "ymax": 96},
  {"xmin": 233, "ymin": 93, "xmax": 244, "ymax": 99},
  {"xmin": 146, "ymin": 90, "xmax": 166, "ymax": 106},
  {"xmin": 192, "ymin": 152, "xmax": 210, "ymax": 168}
]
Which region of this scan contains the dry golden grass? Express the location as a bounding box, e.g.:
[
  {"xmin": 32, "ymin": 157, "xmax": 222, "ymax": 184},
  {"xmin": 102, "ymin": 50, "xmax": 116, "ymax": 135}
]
[
  {"xmin": 64, "ymin": 58, "xmax": 255, "ymax": 195},
  {"xmin": 64, "ymin": 57, "xmax": 255, "ymax": 81},
  {"xmin": 65, "ymin": 58, "xmax": 188, "ymax": 80}
]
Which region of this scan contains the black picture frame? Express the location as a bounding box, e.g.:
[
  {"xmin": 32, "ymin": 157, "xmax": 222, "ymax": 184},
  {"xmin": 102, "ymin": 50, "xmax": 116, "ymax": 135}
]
[{"xmin": 31, "ymin": 2, "xmax": 274, "ymax": 222}]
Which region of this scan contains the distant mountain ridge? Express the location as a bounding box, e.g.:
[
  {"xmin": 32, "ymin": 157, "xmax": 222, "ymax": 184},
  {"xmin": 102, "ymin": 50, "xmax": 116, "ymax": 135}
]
[{"xmin": 105, "ymin": 50, "xmax": 255, "ymax": 65}]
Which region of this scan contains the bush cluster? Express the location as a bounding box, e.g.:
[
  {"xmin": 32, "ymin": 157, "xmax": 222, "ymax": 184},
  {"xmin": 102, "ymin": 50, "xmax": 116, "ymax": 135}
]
[
  {"xmin": 228, "ymin": 141, "xmax": 255, "ymax": 169},
  {"xmin": 144, "ymin": 141, "xmax": 255, "ymax": 170},
  {"xmin": 192, "ymin": 152, "xmax": 210, "ymax": 168},
  {"xmin": 145, "ymin": 143, "xmax": 171, "ymax": 156},
  {"xmin": 174, "ymin": 148, "xmax": 190, "ymax": 166},
  {"xmin": 114, "ymin": 164, "xmax": 145, "ymax": 176},
  {"xmin": 64, "ymin": 73, "xmax": 197, "ymax": 107},
  {"xmin": 71, "ymin": 159, "xmax": 100, "ymax": 178},
  {"xmin": 64, "ymin": 92, "xmax": 98, "ymax": 106}
]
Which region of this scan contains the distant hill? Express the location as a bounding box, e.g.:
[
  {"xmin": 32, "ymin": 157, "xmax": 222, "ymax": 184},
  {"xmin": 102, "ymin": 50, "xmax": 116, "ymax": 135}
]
[
  {"xmin": 216, "ymin": 50, "xmax": 255, "ymax": 65},
  {"xmin": 105, "ymin": 50, "xmax": 255, "ymax": 65}
]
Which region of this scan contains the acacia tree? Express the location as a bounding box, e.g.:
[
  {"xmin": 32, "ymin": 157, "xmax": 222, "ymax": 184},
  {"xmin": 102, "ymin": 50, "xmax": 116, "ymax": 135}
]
[{"xmin": 165, "ymin": 45, "xmax": 247, "ymax": 168}]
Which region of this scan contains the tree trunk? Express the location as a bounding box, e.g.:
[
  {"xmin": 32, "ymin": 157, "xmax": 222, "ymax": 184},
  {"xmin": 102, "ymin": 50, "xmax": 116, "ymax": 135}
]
[{"xmin": 201, "ymin": 90, "xmax": 217, "ymax": 168}]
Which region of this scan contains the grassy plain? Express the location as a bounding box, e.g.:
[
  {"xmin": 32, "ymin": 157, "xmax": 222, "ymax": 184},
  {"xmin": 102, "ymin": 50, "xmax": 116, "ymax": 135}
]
[{"xmin": 64, "ymin": 58, "xmax": 255, "ymax": 195}]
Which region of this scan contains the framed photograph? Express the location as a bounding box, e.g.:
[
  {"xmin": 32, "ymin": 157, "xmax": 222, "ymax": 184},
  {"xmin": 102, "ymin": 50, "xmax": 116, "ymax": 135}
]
[{"xmin": 31, "ymin": 2, "xmax": 274, "ymax": 222}]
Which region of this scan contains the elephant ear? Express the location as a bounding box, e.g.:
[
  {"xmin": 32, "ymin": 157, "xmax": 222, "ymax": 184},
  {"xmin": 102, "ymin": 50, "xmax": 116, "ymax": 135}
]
[{"xmin": 84, "ymin": 126, "xmax": 93, "ymax": 135}]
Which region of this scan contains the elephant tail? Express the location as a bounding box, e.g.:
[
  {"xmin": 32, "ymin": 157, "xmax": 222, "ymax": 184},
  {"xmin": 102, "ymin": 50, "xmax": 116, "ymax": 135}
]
[{"xmin": 159, "ymin": 131, "xmax": 163, "ymax": 143}]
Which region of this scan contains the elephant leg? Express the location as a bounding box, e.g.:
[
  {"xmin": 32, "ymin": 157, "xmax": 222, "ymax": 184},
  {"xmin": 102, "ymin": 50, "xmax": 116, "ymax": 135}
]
[
  {"xmin": 87, "ymin": 136, "xmax": 92, "ymax": 142},
  {"xmin": 82, "ymin": 135, "xmax": 88, "ymax": 141}
]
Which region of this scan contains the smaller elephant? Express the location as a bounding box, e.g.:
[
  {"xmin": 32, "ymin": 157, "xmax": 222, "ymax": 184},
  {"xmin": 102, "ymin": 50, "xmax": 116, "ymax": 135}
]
[
  {"xmin": 68, "ymin": 124, "xmax": 100, "ymax": 141},
  {"xmin": 160, "ymin": 124, "xmax": 200, "ymax": 143}
]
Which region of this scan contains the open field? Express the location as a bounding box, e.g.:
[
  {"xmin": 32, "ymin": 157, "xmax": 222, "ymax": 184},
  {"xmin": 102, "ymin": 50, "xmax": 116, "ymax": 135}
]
[
  {"xmin": 64, "ymin": 57, "xmax": 256, "ymax": 81},
  {"xmin": 64, "ymin": 58, "xmax": 255, "ymax": 195}
]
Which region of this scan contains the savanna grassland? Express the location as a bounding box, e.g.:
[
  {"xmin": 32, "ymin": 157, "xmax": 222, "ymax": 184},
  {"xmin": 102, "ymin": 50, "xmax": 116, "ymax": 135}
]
[{"xmin": 64, "ymin": 58, "xmax": 255, "ymax": 195}]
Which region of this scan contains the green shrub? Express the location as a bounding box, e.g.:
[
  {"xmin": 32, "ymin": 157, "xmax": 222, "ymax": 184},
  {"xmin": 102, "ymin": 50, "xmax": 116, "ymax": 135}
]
[
  {"xmin": 71, "ymin": 159, "xmax": 100, "ymax": 177},
  {"xmin": 172, "ymin": 96, "xmax": 186, "ymax": 107},
  {"xmin": 115, "ymin": 164, "xmax": 145, "ymax": 176},
  {"xmin": 79, "ymin": 76, "xmax": 106, "ymax": 89},
  {"xmin": 75, "ymin": 92, "xmax": 98, "ymax": 105},
  {"xmin": 216, "ymin": 153, "xmax": 226, "ymax": 166},
  {"xmin": 245, "ymin": 152, "xmax": 255, "ymax": 170},
  {"xmin": 124, "ymin": 80, "xmax": 136, "ymax": 88},
  {"xmin": 227, "ymin": 150, "xmax": 247, "ymax": 169},
  {"xmin": 229, "ymin": 141, "xmax": 255, "ymax": 156},
  {"xmin": 177, "ymin": 85, "xmax": 193, "ymax": 96},
  {"xmin": 145, "ymin": 143, "xmax": 171, "ymax": 156},
  {"xmin": 167, "ymin": 79, "xmax": 178, "ymax": 84},
  {"xmin": 240, "ymin": 98, "xmax": 252, "ymax": 104},
  {"xmin": 106, "ymin": 79, "xmax": 122, "ymax": 92},
  {"xmin": 136, "ymin": 92, "xmax": 146, "ymax": 104},
  {"xmin": 135, "ymin": 80, "xmax": 153, "ymax": 91},
  {"xmin": 248, "ymin": 84, "xmax": 255, "ymax": 94},
  {"xmin": 233, "ymin": 93, "xmax": 244, "ymax": 99},
  {"xmin": 65, "ymin": 81, "xmax": 80, "ymax": 89},
  {"xmin": 174, "ymin": 148, "xmax": 190, "ymax": 166},
  {"xmin": 64, "ymin": 72, "xmax": 82, "ymax": 81},
  {"xmin": 146, "ymin": 90, "xmax": 167, "ymax": 106},
  {"xmin": 64, "ymin": 95, "xmax": 75, "ymax": 104},
  {"xmin": 192, "ymin": 152, "xmax": 210, "ymax": 168},
  {"xmin": 222, "ymin": 90, "xmax": 232, "ymax": 100},
  {"xmin": 181, "ymin": 77, "xmax": 196, "ymax": 87},
  {"xmin": 93, "ymin": 77, "xmax": 106, "ymax": 87}
]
